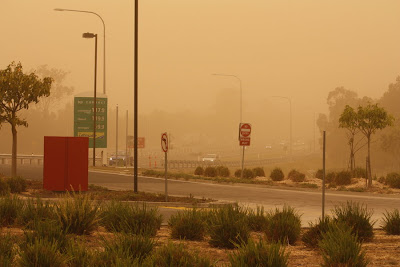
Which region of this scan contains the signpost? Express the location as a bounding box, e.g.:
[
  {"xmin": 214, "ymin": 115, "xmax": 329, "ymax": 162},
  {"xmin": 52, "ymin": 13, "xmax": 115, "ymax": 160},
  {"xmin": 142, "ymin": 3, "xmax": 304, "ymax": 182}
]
[
  {"xmin": 74, "ymin": 96, "xmax": 107, "ymax": 148},
  {"xmin": 161, "ymin": 132, "xmax": 168, "ymax": 202},
  {"xmin": 239, "ymin": 123, "xmax": 251, "ymax": 179}
]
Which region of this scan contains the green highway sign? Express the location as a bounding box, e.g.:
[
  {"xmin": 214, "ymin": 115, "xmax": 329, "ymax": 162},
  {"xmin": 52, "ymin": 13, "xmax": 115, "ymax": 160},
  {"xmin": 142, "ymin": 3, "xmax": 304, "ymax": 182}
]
[{"xmin": 74, "ymin": 96, "xmax": 107, "ymax": 148}]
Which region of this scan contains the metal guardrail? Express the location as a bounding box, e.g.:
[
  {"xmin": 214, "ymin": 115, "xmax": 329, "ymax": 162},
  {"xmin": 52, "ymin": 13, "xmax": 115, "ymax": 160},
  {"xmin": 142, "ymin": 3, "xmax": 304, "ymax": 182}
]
[{"xmin": 0, "ymin": 154, "xmax": 102, "ymax": 166}]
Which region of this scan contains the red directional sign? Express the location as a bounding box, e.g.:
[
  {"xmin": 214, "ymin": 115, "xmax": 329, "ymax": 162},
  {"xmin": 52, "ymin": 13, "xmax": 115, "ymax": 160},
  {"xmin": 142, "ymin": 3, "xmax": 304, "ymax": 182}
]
[
  {"xmin": 161, "ymin": 132, "xmax": 168, "ymax": 152},
  {"xmin": 239, "ymin": 123, "xmax": 251, "ymax": 146}
]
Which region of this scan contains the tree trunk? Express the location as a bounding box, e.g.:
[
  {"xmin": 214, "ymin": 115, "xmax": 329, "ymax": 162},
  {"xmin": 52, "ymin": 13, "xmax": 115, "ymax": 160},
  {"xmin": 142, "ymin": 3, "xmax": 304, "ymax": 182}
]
[
  {"xmin": 11, "ymin": 122, "xmax": 17, "ymax": 177},
  {"xmin": 367, "ymin": 136, "xmax": 372, "ymax": 187}
]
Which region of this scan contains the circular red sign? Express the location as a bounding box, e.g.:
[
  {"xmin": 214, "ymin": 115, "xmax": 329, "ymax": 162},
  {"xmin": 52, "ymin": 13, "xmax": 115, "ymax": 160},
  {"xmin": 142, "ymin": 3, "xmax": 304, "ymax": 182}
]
[
  {"xmin": 240, "ymin": 123, "xmax": 251, "ymax": 137},
  {"xmin": 161, "ymin": 133, "xmax": 168, "ymax": 152}
]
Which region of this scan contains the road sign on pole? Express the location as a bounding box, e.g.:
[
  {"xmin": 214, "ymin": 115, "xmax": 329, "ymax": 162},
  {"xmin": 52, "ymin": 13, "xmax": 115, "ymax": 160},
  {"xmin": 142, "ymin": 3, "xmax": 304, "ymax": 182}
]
[
  {"xmin": 239, "ymin": 123, "xmax": 251, "ymax": 146},
  {"xmin": 161, "ymin": 132, "xmax": 168, "ymax": 202},
  {"xmin": 161, "ymin": 133, "xmax": 168, "ymax": 152}
]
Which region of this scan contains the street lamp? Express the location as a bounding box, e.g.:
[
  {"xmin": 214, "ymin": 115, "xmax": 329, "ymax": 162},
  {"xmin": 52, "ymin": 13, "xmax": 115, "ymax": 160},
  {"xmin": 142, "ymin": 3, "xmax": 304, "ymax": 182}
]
[
  {"xmin": 55, "ymin": 8, "xmax": 106, "ymax": 95},
  {"xmin": 271, "ymin": 96, "xmax": 292, "ymax": 157},
  {"xmin": 212, "ymin": 73, "xmax": 245, "ymax": 178},
  {"xmin": 82, "ymin": 32, "xmax": 98, "ymax": 167}
]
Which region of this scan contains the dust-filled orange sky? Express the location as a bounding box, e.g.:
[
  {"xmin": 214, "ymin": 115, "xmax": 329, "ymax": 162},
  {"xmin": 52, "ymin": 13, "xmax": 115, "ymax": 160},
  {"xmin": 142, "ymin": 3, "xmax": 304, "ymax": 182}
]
[{"xmin": 2, "ymin": 0, "xmax": 400, "ymax": 143}]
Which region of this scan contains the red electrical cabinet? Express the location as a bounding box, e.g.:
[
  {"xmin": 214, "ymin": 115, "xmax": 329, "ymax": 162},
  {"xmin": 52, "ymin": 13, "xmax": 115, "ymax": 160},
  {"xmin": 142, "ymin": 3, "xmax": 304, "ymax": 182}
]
[{"xmin": 43, "ymin": 137, "xmax": 89, "ymax": 191}]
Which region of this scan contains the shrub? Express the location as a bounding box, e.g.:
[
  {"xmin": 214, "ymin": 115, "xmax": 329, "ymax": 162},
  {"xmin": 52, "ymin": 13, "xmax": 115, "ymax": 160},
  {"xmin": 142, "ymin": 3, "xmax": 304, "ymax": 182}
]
[
  {"xmin": 6, "ymin": 176, "xmax": 27, "ymax": 193},
  {"xmin": 326, "ymin": 171, "xmax": 336, "ymax": 184},
  {"xmin": 382, "ymin": 209, "xmax": 400, "ymax": 235},
  {"xmin": 234, "ymin": 169, "xmax": 242, "ymax": 178},
  {"xmin": 319, "ymin": 222, "xmax": 368, "ymax": 267},
  {"xmin": 265, "ymin": 206, "xmax": 301, "ymax": 245},
  {"xmin": 252, "ymin": 167, "xmax": 265, "ymax": 177},
  {"xmin": 194, "ymin": 166, "xmax": 204, "ymax": 176},
  {"xmin": 229, "ymin": 239, "xmax": 289, "ymax": 267},
  {"xmin": 386, "ymin": 172, "xmax": 400, "ymax": 189},
  {"xmin": 0, "ymin": 232, "xmax": 17, "ymax": 267},
  {"xmin": 0, "ymin": 178, "xmax": 10, "ymax": 196},
  {"xmin": 20, "ymin": 198, "xmax": 56, "ymax": 227},
  {"xmin": 18, "ymin": 238, "xmax": 69, "ymax": 267},
  {"xmin": 335, "ymin": 171, "xmax": 352, "ymax": 186},
  {"xmin": 352, "ymin": 167, "xmax": 367, "ymax": 178},
  {"xmin": 378, "ymin": 176, "xmax": 386, "ymax": 184},
  {"xmin": 55, "ymin": 192, "xmax": 100, "ymax": 235},
  {"xmin": 315, "ymin": 169, "xmax": 323, "ymax": 179},
  {"xmin": 0, "ymin": 195, "xmax": 24, "ymax": 226},
  {"xmin": 248, "ymin": 206, "xmax": 269, "ymax": 232},
  {"xmin": 145, "ymin": 241, "xmax": 213, "ymax": 267},
  {"xmin": 270, "ymin": 168, "xmax": 284, "ymax": 181},
  {"xmin": 204, "ymin": 167, "xmax": 217, "ymax": 177},
  {"xmin": 169, "ymin": 208, "xmax": 207, "ymax": 240},
  {"xmin": 101, "ymin": 201, "xmax": 162, "ymax": 236},
  {"xmin": 288, "ymin": 169, "xmax": 305, "ymax": 182},
  {"xmin": 301, "ymin": 216, "xmax": 333, "ymax": 248},
  {"xmin": 207, "ymin": 204, "xmax": 250, "ymax": 248},
  {"xmin": 216, "ymin": 166, "xmax": 230, "ymax": 177},
  {"xmin": 332, "ymin": 201, "xmax": 374, "ymax": 242},
  {"xmin": 243, "ymin": 168, "xmax": 254, "ymax": 179}
]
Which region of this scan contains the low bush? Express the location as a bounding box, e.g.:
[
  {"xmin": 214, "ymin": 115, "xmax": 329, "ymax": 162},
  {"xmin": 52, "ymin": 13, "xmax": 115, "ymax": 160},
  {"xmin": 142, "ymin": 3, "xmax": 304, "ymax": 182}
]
[
  {"xmin": 229, "ymin": 239, "xmax": 289, "ymax": 267},
  {"xmin": 0, "ymin": 178, "xmax": 10, "ymax": 196},
  {"xmin": 55, "ymin": 192, "xmax": 100, "ymax": 235},
  {"xmin": 243, "ymin": 168, "xmax": 254, "ymax": 179},
  {"xmin": 6, "ymin": 176, "xmax": 27, "ymax": 193},
  {"xmin": 248, "ymin": 206, "xmax": 269, "ymax": 232},
  {"xmin": 101, "ymin": 201, "xmax": 162, "ymax": 236},
  {"xmin": 386, "ymin": 172, "xmax": 400, "ymax": 189},
  {"xmin": 265, "ymin": 206, "xmax": 301, "ymax": 245},
  {"xmin": 352, "ymin": 167, "xmax": 367, "ymax": 178},
  {"xmin": 382, "ymin": 209, "xmax": 400, "ymax": 235},
  {"xmin": 270, "ymin": 168, "xmax": 284, "ymax": 181},
  {"xmin": 169, "ymin": 208, "xmax": 207, "ymax": 240},
  {"xmin": 24, "ymin": 219, "xmax": 68, "ymax": 252},
  {"xmin": 0, "ymin": 232, "xmax": 17, "ymax": 267},
  {"xmin": 204, "ymin": 167, "xmax": 217, "ymax": 177},
  {"xmin": 252, "ymin": 167, "xmax": 265, "ymax": 177},
  {"xmin": 332, "ymin": 201, "xmax": 374, "ymax": 242},
  {"xmin": 288, "ymin": 169, "xmax": 305, "ymax": 182},
  {"xmin": 194, "ymin": 166, "xmax": 204, "ymax": 176},
  {"xmin": 145, "ymin": 241, "xmax": 213, "ymax": 267},
  {"xmin": 378, "ymin": 176, "xmax": 386, "ymax": 184},
  {"xmin": 315, "ymin": 169, "xmax": 323, "ymax": 179},
  {"xmin": 216, "ymin": 166, "xmax": 230, "ymax": 177},
  {"xmin": 234, "ymin": 169, "xmax": 241, "ymax": 178},
  {"xmin": 326, "ymin": 171, "xmax": 336, "ymax": 184},
  {"xmin": 319, "ymin": 222, "xmax": 368, "ymax": 267},
  {"xmin": 301, "ymin": 216, "xmax": 333, "ymax": 248},
  {"xmin": 335, "ymin": 171, "xmax": 352, "ymax": 186},
  {"xmin": 0, "ymin": 195, "xmax": 24, "ymax": 226},
  {"xmin": 18, "ymin": 238, "xmax": 69, "ymax": 267},
  {"xmin": 207, "ymin": 204, "xmax": 250, "ymax": 248}
]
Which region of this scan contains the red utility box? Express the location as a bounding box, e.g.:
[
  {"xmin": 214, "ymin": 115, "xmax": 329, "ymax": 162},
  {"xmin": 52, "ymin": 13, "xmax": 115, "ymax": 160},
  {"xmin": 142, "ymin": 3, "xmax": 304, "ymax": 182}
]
[{"xmin": 43, "ymin": 137, "xmax": 89, "ymax": 191}]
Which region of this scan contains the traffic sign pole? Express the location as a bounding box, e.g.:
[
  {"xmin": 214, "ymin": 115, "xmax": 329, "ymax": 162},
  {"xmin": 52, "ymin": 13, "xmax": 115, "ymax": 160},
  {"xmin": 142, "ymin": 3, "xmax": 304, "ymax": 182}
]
[
  {"xmin": 161, "ymin": 132, "xmax": 168, "ymax": 202},
  {"xmin": 239, "ymin": 123, "xmax": 252, "ymax": 179}
]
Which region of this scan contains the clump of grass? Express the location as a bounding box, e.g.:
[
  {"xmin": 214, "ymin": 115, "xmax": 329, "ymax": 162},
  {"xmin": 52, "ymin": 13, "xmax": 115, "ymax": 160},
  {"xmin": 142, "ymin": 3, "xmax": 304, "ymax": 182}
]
[
  {"xmin": 229, "ymin": 239, "xmax": 289, "ymax": 267},
  {"xmin": 64, "ymin": 238, "xmax": 96, "ymax": 267},
  {"xmin": 18, "ymin": 238, "xmax": 69, "ymax": 267},
  {"xmin": 20, "ymin": 197, "xmax": 56, "ymax": 227},
  {"xmin": 101, "ymin": 201, "xmax": 162, "ymax": 236},
  {"xmin": 145, "ymin": 241, "xmax": 214, "ymax": 267},
  {"xmin": 0, "ymin": 178, "xmax": 10, "ymax": 196},
  {"xmin": 332, "ymin": 201, "xmax": 374, "ymax": 242},
  {"xmin": 207, "ymin": 204, "xmax": 250, "ymax": 248},
  {"xmin": 302, "ymin": 216, "xmax": 333, "ymax": 248},
  {"xmin": 55, "ymin": 192, "xmax": 100, "ymax": 235},
  {"xmin": 0, "ymin": 195, "xmax": 24, "ymax": 226},
  {"xmin": 382, "ymin": 209, "xmax": 400, "ymax": 235},
  {"xmin": 319, "ymin": 222, "xmax": 368, "ymax": 267},
  {"xmin": 169, "ymin": 208, "xmax": 207, "ymax": 240},
  {"xmin": 6, "ymin": 176, "xmax": 27, "ymax": 193},
  {"xmin": 265, "ymin": 205, "xmax": 301, "ymax": 245},
  {"xmin": 248, "ymin": 206, "xmax": 269, "ymax": 232},
  {"xmin": 0, "ymin": 232, "xmax": 17, "ymax": 267},
  {"xmin": 270, "ymin": 168, "xmax": 284, "ymax": 181}
]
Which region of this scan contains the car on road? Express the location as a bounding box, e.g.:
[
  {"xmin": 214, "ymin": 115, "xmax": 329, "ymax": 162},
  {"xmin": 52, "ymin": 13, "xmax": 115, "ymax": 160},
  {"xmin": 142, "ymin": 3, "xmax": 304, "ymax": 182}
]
[
  {"xmin": 109, "ymin": 152, "xmax": 133, "ymax": 166},
  {"xmin": 202, "ymin": 154, "xmax": 219, "ymax": 162}
]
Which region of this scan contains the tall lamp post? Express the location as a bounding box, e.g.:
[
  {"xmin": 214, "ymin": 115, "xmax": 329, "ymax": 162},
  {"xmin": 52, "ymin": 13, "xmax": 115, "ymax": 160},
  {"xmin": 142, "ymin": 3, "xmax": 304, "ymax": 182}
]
[
  {"xmin": 55, "ymin": 8, "xmax": 106, "ymax": 95},
  {"xmin": 82, "ymin": 32, "xmax": 98, "ymax": 167},
  {"xmin": 271, "ymin": 96, "xmax": 292, "ymax": 157},
  {"xmin": 212, "ymin": 73, "xmax": 245, "ymax": 177},
  {"xmin": 133, "ymin": 0, "xmax": 139, "ymax": 193}
]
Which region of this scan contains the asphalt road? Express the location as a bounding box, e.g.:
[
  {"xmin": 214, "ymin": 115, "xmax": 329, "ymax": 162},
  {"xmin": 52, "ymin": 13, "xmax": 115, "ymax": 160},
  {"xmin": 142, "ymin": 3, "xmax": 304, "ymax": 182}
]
[{"xmin": 1, "ymin": 164, "xmax": 400, "ymax": 226}]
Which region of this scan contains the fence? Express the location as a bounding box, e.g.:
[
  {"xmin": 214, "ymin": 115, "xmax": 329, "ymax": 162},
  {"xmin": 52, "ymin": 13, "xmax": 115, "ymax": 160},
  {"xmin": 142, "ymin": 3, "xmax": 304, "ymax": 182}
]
[{"xmin": 0, "ymin": 154, "xmax": 102, "ymax": 166}]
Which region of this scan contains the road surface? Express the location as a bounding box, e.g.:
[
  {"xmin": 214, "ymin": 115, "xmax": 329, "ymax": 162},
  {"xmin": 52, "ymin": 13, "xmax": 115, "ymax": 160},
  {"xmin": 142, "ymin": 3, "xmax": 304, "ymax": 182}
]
[{"xmin": 1, "ymin": 164, "xmax": 399, "ymax": 226}]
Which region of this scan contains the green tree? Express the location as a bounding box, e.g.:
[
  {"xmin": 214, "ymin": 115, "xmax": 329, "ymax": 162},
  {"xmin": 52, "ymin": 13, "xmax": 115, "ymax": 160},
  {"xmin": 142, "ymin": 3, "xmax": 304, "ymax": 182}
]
[
  {"xmin": 0, "ymin": 62, "xmax": 52, "ymax": 177},
  {"xmin": 357, "ymin": 103, "xmax": 394, "ymax": 186},
  {"xmin": 339, "ymin": 105, "xmax": 366, "ymax": 171}
]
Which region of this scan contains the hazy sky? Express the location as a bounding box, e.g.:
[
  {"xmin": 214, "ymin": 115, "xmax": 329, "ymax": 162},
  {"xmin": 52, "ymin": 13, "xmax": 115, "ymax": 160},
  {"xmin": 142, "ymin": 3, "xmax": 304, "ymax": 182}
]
[{"xmin": 2, "ymin": 0, "xmax": 400, "ymax": 142}]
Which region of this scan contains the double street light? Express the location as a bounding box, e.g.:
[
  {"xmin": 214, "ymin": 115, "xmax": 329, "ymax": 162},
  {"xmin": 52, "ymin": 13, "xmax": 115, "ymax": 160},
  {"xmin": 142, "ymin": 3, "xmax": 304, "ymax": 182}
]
[{"xmin": 82, "ymin": 32, "xmax": 98, "ymax": 167}]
